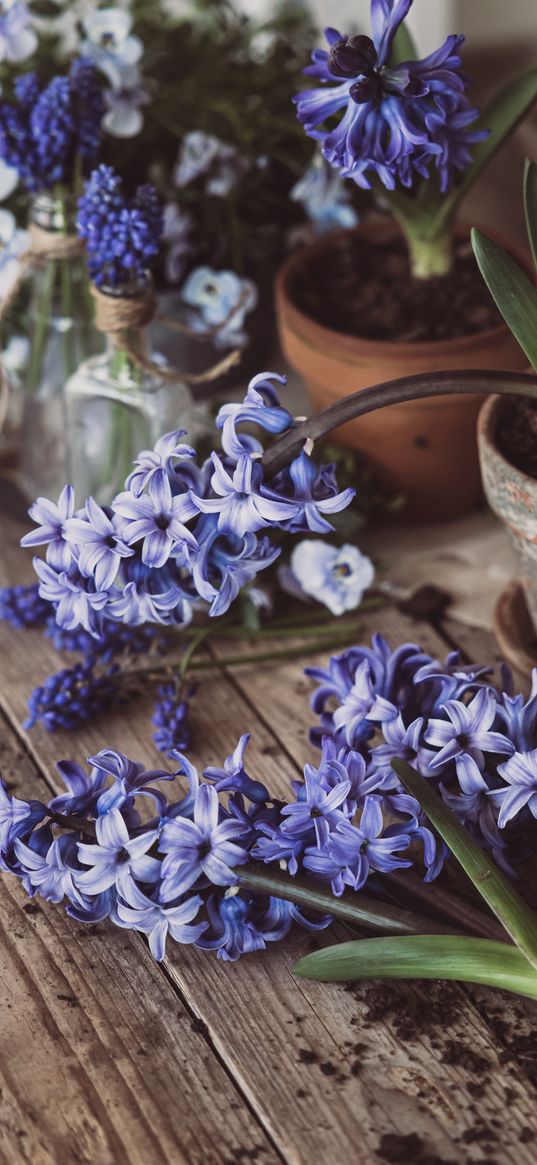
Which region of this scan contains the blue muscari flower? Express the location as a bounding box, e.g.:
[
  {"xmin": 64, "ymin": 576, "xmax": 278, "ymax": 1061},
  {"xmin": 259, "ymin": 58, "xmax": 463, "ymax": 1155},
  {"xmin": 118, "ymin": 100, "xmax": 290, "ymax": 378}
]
[
  {"xmin": 216, "ymin": 371, "xmax": 293, "ymax": 463},
  {"xmin": 0, "ymin": 583, "xmax": 50, "ymax": 629},
  {"xmin": 159, "ymin": 783, "xmax": 248, "ymax": 902},
  {"xmin": 425, "ymin": 689, "xmax": 514, "ymax": 771},
  {"xmin": 115, "ymin": 880, "xmax": 206, "ymax": 961},
  {"xmin": 294, "ymin": 2, "xmax": 486, "ymax": 192},
  {"xmin": 198, "ymin": 889, "xmax": 331, "ymax": 962},
  {"xmin": 67, "ymin": 57, "xmax": 104, "ymax": 170},
  {"xmin": 203, "ymin": 734, "xmax": 270, "ymax": 805},
  {"xmin": 24, "ymin": 661, "xmax": 119, "ymax": 732},
  {"xmin": 152, "ymin": 683, "xmax": 193, "ymax": 755},
  {"xmin": 77, "ymin": 164, "xmax": 163, "ymax": 288},
  {"xmin": 0, "ymin": 89, "xmax": 40, "ymax": 190},
  {"xmin": 193, "ymin": 452, "xmax": 298, "ymax": 539},
  {"xmin": 303, "ymin": 794, "xmax": 412, "ymax": 896},
  {"xmin": 76, "ymin": 808, "xmax": 161, "ymax": 897},
  {"xmin": 14, "ymin": 72, "xmax": 40, "ymax": 111}
]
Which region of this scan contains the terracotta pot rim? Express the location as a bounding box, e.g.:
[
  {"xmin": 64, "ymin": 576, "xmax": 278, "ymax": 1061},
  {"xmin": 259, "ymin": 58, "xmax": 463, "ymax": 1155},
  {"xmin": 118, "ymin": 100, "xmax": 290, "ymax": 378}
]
[
  {"xmin": 478, "ymin": 393, "xmax": 537, "ymax": 497},
  {"xmin": 276, "ymin": 220, "xmax": 525, "ymax": 357}
]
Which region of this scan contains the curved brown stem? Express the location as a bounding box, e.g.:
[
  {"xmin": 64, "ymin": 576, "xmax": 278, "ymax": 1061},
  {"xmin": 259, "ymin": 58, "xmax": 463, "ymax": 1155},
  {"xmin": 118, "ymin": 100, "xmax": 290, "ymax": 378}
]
[{"xmin": 262, "ymin": 369, "xmax": 537, "ymax": 476}]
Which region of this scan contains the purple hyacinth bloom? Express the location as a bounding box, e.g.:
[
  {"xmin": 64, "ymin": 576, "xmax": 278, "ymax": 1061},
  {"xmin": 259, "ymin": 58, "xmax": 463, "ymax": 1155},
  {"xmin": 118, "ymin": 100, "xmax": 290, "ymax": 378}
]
[
  {"xmin": 204, "ymin": 734, "xmax": 269, "ymax": 804},
  {"xmin": 426, "ymin": 688, "xmax": 514, "ymax": 771},
  {"xmin": 107, "ymin": 580, "xmax": 190, "ymax": 627},
  {"xmin": 332, "ymin": 659, "xmax": 398, "ymax": 747},
  {"xmin": 113, "ymin": 473, "xmax": 199, "ymax": 568},
  {"xmin": 21, "ymin": 485, "xmax": 76, "ymax": 571},
  {"xmin": 279, "ymin": 450, "xmax": 355, "ymax": 534},
  {"xmin": 369, "ymin": 714, "xmax": 437, "ymax": 782},
  {"xmin": 281, "ymin": 764, "xmax": 350, "ymax": 844},
  {"xmin": 199, "ymin": 890, "xmax": 293, "ymax": 960},
  {"xmin": 294, "ymin": 4, "xmax": 486, "ymax": 192},
  {"xmin": 0, "ymin": 780, "xmax": 32, "ymax": 850},
  {"xmin": 14, "ymin": 834, "xmax": 86, "ymax": 905},
  {"xmin": 304, "ymin": 795, "xmax": 412, "ymax": 896},
  {"xmin": 91, "ymin": 748, "xmax": 175, "ymax": 817},
  {"xmin": 126, "ymin": 430, "xmax": 195, "ymax": 497},
  {"xmin": 159, "ymin": 784, "xmax": 248, "ymax": 902},
  {"xmin": 33, "ymin": 558, "xmax": 110, "ymax": 637},
  {"xmin": 216, "ymin": 372, "xmax": 293, "ymax": 462},
  {"xmin": 193, "ymin": 453, "xmax": 298, "ymax": 538},
  {"xmin": 64, "ymin": 497, "xmax": 134, "ymax": 590},
  {"xmin": 76, "ymin": 810, "xmax": 161, "ymax": 896},
  {"xmin": 493, "ymin": 750, "xmax": 537, "ymax": 828},
  {"xmin": 50, "ymin": 758, "xmax": 108, "ymax": 817},
  {"xmin": 116, "ymin": 880, "xmax": 207, "ymax": 960},
  {"xmin": 192, "ymin": 516, "xmax": 280, "ymax": 618}
]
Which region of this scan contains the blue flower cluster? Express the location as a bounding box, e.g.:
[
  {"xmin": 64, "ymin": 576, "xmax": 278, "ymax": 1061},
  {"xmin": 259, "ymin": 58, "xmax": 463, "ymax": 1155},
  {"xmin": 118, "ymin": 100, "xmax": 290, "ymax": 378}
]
[
  {"xmin": 307, "ymin": 634, "xmax": 537, "ymax": 870},
  {"xmin": 77, "ymin": 165, "xmax": 164, "ymax": 288},
  {"xmin": 0, "ymin": 59, "xmax": 104, "ymax": 191},
  {"xmin": 3, "ymin": 636, "xmax": 537, "ymax": 962},
  {"xmin": 294, "ymin": 0, "xmax": 487, "ymax": 192},
  {"xmin": 21, "ymin": 371, "xmax": 354, "ymax": 635}
]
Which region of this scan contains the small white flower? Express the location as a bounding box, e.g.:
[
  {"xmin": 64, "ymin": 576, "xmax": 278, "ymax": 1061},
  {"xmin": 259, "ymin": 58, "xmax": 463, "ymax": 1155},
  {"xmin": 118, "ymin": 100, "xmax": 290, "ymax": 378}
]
[
  {"xmin": 82, "ymin": 5, "xmax": 143, "ymax": 87},
  {"xmin": 181, "ymin": 267, "xmax": 258, "ymax": 350},
  {"xmin": 174, "ymin": 131, "xmax": 248, "ymax": 196},
  {"xmin": 102, "ymin": 63, "xmax": 149, "ymax": 138},
  {"xmin": 0, "ymin": 1, "xmax": 37, "ymax": 64},
  {"xmin": 290, "ymin": 541, "xmax": 375, "ymax": 616},
  {"xmin": 0, "ymin": 208, "xmax": 29, "ymax": 300},
  {"xmin": 291, "ymin": 152, "xmax": 358, "ymax": 234}
]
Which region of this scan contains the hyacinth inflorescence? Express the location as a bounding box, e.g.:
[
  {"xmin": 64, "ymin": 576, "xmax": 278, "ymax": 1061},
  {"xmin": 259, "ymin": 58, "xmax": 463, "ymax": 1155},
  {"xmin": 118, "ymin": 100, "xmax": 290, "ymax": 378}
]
[
  {"xmin": 77, "ymin": 164, "xmax": 164, "ymax": 289},
  {"xmin": 21, "ymin": 370, "xmax": 355, "ymax": 636},
  {"xmin": 294, "ymin": 0, "xmax": 487, "ymax": 192},
  {"xmin": 3, "ymin": 635, "xmax": 537, "ymax": 962},
  {"xmin": 0, "ymin": 59, "xmax": 104, "ymax": 191}
]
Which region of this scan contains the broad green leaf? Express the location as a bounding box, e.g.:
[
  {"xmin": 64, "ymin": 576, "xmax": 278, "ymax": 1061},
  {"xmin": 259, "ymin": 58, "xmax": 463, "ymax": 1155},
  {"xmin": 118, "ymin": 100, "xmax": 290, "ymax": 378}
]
[
  {"xmin": 389, "ymin": 21, "xmax": 417, "ymax": 67},
  {"xmin": 524, "ymin": 158, "xmax": 537, "ymax": 272},
  {"xmin": 237, "ymin": 864, "xmax": 449, "ymax": 936},
  {"xmin": 430, "ymin": 66, "xmax": 537, "ymax": 237},
  {"xmin": 471, "ymin": 227, "xmax": 537, "ymax": 371},
  {"xmin": 294, "ymin": 935, "xmax": 537, "ymax": 1000},
  {"xmin": 392, "ymin": 759, "xmax": 537, "ymax": 973}
]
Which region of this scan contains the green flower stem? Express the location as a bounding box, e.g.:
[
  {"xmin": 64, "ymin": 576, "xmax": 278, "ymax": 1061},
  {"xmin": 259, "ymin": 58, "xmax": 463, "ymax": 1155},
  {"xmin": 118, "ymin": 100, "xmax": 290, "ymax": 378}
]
[
  {"xmin": 294, "ymin": 935, "xmax": 537, "ymax": 1000},
  {"xmin": 403, "ymin": 225, "xmax": 453, "ymax": 279},
  {"xmin": 392, "ymin": 759, "xmax": 537, "ymax": 974},
  {"xmin": 237, "ymin": 864, "xmax": 459, "ymax": 937}
]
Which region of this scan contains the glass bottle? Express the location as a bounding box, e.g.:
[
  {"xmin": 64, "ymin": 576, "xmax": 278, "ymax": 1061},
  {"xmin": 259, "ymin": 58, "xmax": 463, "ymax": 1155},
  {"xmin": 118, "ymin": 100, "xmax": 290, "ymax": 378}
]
[
  {"xmin": 20, "ymin": 193, "xmax": 102, "ymax": 501},
  {"xmin": 65, "ymin": 306, "xmax": 193, "ymax": 506}
]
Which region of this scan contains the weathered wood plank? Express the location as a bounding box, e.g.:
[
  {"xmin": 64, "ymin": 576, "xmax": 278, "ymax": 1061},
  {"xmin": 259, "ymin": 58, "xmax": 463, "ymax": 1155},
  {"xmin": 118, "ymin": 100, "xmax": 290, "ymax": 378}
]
[
  {"xmin": 0, "ymin": 723, "xmax": 281, "ymax": 1165},
  {"xmin": 2, "ymin": 511, "xmax": 537, "ymax": 1163}
]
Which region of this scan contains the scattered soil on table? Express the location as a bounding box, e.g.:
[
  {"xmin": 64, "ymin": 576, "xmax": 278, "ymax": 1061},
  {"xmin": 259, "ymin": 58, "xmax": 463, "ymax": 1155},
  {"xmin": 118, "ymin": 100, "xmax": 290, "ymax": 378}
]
[
  {"xmin": 291, "ymin": 232, "xmax": 503, "ymax": 342},
  {"xmin": 497, "ymin": 397, "xmax": 537, "ymax": 480},
  {"xmin": 377, "ymin": 1132, "xmax": 457, "ymax": 1165}
]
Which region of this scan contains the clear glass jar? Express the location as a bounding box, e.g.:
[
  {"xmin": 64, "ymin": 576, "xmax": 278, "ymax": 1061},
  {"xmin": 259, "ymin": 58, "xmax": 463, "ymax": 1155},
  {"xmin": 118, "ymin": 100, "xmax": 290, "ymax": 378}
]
[
  {"xmin": 20, "ymin": 193, "xmax": 102, "ymax": 501},
  {"xmin": 65, "ymin": 325, "xmax": 193, "ymax": 506}
]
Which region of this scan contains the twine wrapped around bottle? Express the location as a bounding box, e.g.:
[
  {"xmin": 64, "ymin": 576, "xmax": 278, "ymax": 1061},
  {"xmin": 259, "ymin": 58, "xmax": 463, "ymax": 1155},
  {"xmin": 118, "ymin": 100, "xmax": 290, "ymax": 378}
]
[{"xmin": 91, "ymin": 285, "xmax": 241, "ymax": 385}]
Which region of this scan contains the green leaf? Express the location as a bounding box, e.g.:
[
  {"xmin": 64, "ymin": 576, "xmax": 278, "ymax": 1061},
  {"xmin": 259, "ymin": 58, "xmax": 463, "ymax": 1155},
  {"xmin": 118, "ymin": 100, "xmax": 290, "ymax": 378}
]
[
  {"xmin": 524, "ymin": 158, "xmax": 537, "ymax": 271},
  {"xmin": 471, "ymin": 227, "xmax": 537, "ymax": 371},
  {"xmin": 431, "ymin": 66, "xmax": 537, "ymax": 236},
  {"xmin": 392, "ymin": 759, "xmax": 537, "ymax": 973},
  {"xmin": 389, "ymin": 21, "xmax": 418, "ymax": 67},
  {"xmin": 294, "ymin": 935, "xmax": 537, "ymax": 1000}
]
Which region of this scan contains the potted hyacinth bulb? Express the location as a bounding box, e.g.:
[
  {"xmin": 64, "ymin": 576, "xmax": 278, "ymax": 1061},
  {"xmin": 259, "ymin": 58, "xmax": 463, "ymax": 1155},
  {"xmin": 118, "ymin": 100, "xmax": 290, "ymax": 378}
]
[
  {"xmin": 0, "ymin": 60, "xmax": 106, "ymax": 500},
  {"xmin": 64, "ymin": 164, "xmax": 192, "ymax": 507},
  {"xmin": 276, "ymin": 0, "xmax": 537, "ymax": 523}
]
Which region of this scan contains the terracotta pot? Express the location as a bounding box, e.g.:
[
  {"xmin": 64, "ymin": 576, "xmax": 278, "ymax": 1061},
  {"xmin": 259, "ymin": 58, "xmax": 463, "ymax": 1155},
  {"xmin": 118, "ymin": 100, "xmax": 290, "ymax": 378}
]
[
  {"xmin": 478, "ymin": 394, "xmax": 537, "ymax": 633},
  {"xmin": 275, "ymin": 221, "xmax": 529, "ymax": 524}
]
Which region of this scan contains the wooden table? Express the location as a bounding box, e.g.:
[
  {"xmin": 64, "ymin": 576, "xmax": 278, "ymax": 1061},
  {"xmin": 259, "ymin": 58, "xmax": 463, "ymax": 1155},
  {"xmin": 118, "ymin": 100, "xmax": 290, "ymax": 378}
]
[{"xmin": 1, "ymin": 505, "xmax": 537, "ymax": 1165}]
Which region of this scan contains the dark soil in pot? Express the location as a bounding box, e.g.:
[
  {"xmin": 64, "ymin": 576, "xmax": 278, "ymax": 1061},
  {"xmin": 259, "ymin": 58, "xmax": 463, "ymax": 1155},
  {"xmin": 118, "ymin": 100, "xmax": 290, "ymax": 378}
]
[
  {"xmin": 497, "ymin": 397, "xmax": 537, "ymax": 479},
  {"xmin": 292, "ymin": 230, "xmax": 504, "ymax": 342}
]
